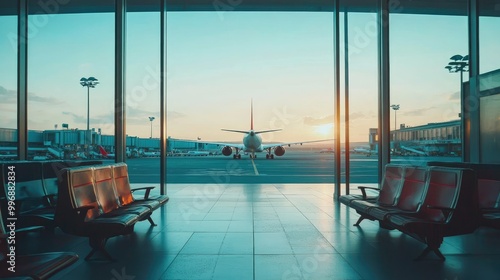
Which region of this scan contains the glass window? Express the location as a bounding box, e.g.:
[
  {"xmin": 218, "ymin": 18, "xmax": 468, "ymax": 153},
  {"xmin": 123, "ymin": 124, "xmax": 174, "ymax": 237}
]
[
  {"xmin": 28, "ymin": 3, "xmax": 115, "ymax": 161},
  {"xmin": 342, "ymin": 11, "xmax": 379, "ymax": 184},
  {"xmin": 167, "ymin": 12, "xmax": 335, "ymax": 183},
  {"xmin": 0, "ymin": 1, "xmax": 17, "ymax": 159},
  {"xmin": 390, "ymin": 1, "xmax": 467, "ymax": 160},
  {"xmin": 126, "ymin": 3, "xmax": 161, "ymax": 183},
  {"xmin": 479, "ymin": 0, "xmax": 500, "ymax": 163}
]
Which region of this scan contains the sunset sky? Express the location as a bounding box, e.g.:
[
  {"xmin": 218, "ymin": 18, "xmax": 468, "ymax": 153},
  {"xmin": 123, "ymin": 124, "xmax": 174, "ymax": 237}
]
[{"xmin": 0, "ymin": 11, "xmax": 498, "ymax": 143}]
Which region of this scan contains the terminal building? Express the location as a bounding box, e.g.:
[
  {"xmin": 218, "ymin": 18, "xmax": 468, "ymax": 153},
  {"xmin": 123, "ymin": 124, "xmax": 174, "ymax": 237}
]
[
  {"xmin": 368, "ymin": 119, "xmax": 462, "ymax": 156},
  {"xmin": 0, "ymin": 127, "xmax": 225, "ymax": 160},
  {"xmin": 0, "ymin": 1, "xmax": 500, "ymax": 279}
]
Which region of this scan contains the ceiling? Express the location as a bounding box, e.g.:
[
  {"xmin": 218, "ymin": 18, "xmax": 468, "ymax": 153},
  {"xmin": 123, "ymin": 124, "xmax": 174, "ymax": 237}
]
[{"xmin": 1, "ymin": 0, "xmax": 499, "ymax": 16}]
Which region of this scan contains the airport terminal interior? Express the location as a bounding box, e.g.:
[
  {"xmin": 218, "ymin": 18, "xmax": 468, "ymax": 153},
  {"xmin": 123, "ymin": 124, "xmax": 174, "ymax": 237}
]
[{"xmin": 1, "ymin": 0, "xmax": 500, "ymax": 279}]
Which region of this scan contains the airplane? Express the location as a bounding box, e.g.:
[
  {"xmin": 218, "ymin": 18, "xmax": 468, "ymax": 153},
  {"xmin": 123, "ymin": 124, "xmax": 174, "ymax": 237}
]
[
  {"xmin": 0, "ymin": 146, "xmax": 54, "ymax": 160},
  {"xmin": 0, "ymin": 154, "xmax": 17, "ymax": 160},
  {"xmin": 186, "ymin": 151, "xmax": 210, "ymax": 156},
  {"xmin": 189, "ymin": 101, "xmax": 333, "ymax": 160},
  {"xmin": 98, "ymin": 145, "xmax": 115, "ymax": 159},
  {"xmin": 320, "ymin": 148, "xmax": 334, "ymax": 154},
  {"xmin": 142, "ymin": 151, "xmax": 160, "ymax": 157},
  {"xmin": 351, "ymin": 146, "xmax": 374, "ymax": 156}
]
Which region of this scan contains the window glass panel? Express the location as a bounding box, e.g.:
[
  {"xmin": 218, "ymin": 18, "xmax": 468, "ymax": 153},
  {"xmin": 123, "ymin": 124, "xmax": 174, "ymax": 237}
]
[
  {"xmin": 126, "ymin": 5, "xmax": 161, "ymax": 183},
  {"xmin": 28, "ymin": 4, "xmax": 115, "ymax": 161},
  {"xmin": 343, "ymin": 11, "xmax": 379, "ymax": 184},
  {"xmin": 390, "ymin": 3, "xmax": 467, "ymax": 161},
  {"xmin": 0, "ymin": 1, "xmax": 17, "ymax": 159},
  {"xmin": 479, "ymin": 1, "xmax": 500, "ymax": 163},
  {"xmin": 167, "ymin": 12, "xmax": 334, "ymax": 183}
]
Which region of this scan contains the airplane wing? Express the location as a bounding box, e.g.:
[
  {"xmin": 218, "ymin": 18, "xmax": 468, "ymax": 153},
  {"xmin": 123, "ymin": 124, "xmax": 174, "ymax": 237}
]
[{"xmin": 262, "ymin": 139, "xmax": 333, "ymax": 150}]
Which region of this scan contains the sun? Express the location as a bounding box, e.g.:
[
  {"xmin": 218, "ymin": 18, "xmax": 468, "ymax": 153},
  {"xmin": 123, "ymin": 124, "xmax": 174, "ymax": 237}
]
[{"xmin": 314, "ymin": 123, "xmax": 333, "ymax": 136}]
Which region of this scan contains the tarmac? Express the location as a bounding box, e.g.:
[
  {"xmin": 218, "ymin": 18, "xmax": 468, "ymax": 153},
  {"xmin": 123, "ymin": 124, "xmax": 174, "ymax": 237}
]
[{"xmin": 122, "ymin": 150, "xmax": 460, "ymax": 184}]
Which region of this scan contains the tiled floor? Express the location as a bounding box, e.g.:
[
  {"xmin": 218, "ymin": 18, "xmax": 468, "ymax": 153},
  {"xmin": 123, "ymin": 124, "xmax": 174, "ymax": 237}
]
[{"xmin": 18, "ymin": 183, "xmax": 500, "ymax": 280}]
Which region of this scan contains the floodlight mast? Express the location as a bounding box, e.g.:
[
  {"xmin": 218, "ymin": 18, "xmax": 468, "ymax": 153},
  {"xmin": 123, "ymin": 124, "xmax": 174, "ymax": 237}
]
[
  {"xmin": 149, "ymin": 117, "xmax": 155, "ymax": 138},
  {"xmin": 390, "ymin": 104, "xmax": 400, "ymax": 131},
  {"xmin": 80, "ymin": 77, "xmax": 99, "ymax": 156}
]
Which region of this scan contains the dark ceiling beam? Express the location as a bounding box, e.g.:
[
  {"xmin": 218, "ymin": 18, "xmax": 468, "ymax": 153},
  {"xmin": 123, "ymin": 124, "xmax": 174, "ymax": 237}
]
[{"xmin": 2, "ymin": 0, "xmax": 492, "ymax": 16}]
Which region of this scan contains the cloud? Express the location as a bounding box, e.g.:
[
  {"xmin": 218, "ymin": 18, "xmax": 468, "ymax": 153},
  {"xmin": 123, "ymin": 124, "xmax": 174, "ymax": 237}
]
[
  {"xmin": 348, "ymin": 112, "xmax": 373, "ymax": 121},
  {"xmin": 63, "ymin": 109, "xmax": 186, "ymax": 127},
  {"xmin": 29, "ymin": 93, "xmax": 62, "ymax": 104},
  {"xmin": 303, "ymin": 115, "xmax": 333, "ymax": 126},
  {"xmin": 0, "ymin": 86, "xmax": 64, "ymax": 104},
  {"xmin": 62, "ymin": 111, "xmax": 87, "ymax": 124},
  {"xmin": 449, "ymin": 91, "xmax": 460, "ymax": 101},
  {"xmin": 303, "ymin": 112, "xmax": 375, "ymax": 126},
  {"xmin": 401, "ymin": 106, "xmax": 435, "ymax": 117},
  {"xmin": 0, "ymin": 86, "xmax": 16, "ymax": 103},
  {"xmin": 168, "ymin": 111, "xmax": 186, "ymax": 120},
  {"xmin": 125, "ymin": 108, "xmax": 186, "ymax": 126}
]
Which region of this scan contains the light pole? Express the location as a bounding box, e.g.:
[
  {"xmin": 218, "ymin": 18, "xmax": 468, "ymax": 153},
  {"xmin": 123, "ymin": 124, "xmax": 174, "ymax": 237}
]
[
  {"xmin": 390, "ymin": 104, "xmax": 400, "ymax": 131},
  {"xmin": 445, "ymin": 55, "xmax": 469, "ymax": 94},
  {"xmin": 149, "ymin": 117, "xmax": 155, "ymax": 138},
  {"xmin": 80, "ymin": 77, "xmax": 99, "ymax": 156},
  {"xmin": 445, "ymin": 55, "xmax": 468, "ymax": 159}
]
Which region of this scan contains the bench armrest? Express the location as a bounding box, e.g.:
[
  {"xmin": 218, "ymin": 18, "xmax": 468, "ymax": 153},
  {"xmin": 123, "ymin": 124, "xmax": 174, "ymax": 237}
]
[
  {"xmin": 358, "ymin": 186, "xmax": 380, "ymax": 199},
  {"xmin": 427, "ymin": 205, "xmax": 455, "ymax": 218},
  {"xmin": 0, "ymin": 226, "xmax": 44, "ymax": 239},
  {"xmin": 16, "ymin": 225, "xmax": 45, "ymax": 235},
  {"xmin": 45, "ymin": 194, "xmax": 57, "ymax": 206},
  {"xmin": 131, "ymin": 186, "xmax": 155, "ymax": 199},
  {"xmin": 15, "ymin": 196, "xmax": 53, "ymax": 211},
  {"xmin": 74, "ymin": 205, "xmax": 96, "ymax": 221},
  {"xmin": 480, "ymin": 207, "xmax": 500, "ymax": 213}
]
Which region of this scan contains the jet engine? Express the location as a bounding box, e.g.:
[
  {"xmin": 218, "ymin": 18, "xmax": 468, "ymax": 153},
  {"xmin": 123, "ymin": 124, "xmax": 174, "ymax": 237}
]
[
  {"xmin": 221, "ymin": 146, "xmax": 233, "ymax": 156},
  {"xmin": 274, "ymin": 146, "xmax": 286, "ymax": 156}
]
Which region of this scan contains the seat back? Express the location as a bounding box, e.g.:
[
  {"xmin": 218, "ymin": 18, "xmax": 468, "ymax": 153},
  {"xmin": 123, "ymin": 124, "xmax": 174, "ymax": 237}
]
[
  {"xmin": 395, "ymin": 166, "xmax": 428, "ymax": 212},
  {"xmin": 419, "ymin": 167, "xmax": 462, "ymax": 223},
  {"xmin": 93, "ymin": 165, "xmax": 120, "ymax": 214},
  {"xmin": 41, "ymin": 160, "xmax": 68, "ymax": 205},
  {"xmin": 111, "ymin": 163, "xmax": 134, "ymax": 206},
  {"xmin": 66, "ymin": 167, "xmax": 101, "ymax": 222},
  {"xmin": 468, "ymin": 163, "xmax": 500, "ymax": 210},
  {"xmin": 377, "ymin": 164, "xmax": 406, "ymax": 206},
  {"xmin": 477, "ymin": 179, "xmax": 500, "ymax": 209},
  {"xmin": 42, "ymin": 160, "xmax": 104, "ymax": 196},
  {"xmin": 427, "ymin": 162, "xmax": 500, "ymax": 212},
  {"xmin": 0, "ymin": 204, "xmax": 9, "ymax": 263},
  {"xmin": 1, "ymin": 161, "xmax": 47, "ymax": 214}
]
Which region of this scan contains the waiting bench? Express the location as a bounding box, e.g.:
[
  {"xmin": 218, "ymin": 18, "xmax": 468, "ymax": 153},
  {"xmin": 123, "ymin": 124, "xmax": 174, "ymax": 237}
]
[
  {"xmin": 55, "ymin": 163, "xmax": 168, "ymax": 260},
  {"xmin": 340, "ymin": 164, "xmax": 479, "ymax": 260},
  {"xmin": 0, "ymin": 160, "xmax": 102, "ymax": 231},
  {"xmin": 427, "ymin": 162, "xmax": 500, "ymax": 229},
  {"xmin": 0, "ymin": 206, "xmax": 78, "ymax": 279}
]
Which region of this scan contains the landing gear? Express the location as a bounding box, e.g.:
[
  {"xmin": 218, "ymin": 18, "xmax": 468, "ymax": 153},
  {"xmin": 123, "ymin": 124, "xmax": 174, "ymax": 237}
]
[
  {"xmin": 232, "ymin": 149, "xmax": 242, "ymax": 159},
  {"xmin": 250, "ymin": 154, "xmax": 257, "ymax": 159},
  {"xmin": 265, "ymin": 149, "xmax": 274, "ymax": 159}
]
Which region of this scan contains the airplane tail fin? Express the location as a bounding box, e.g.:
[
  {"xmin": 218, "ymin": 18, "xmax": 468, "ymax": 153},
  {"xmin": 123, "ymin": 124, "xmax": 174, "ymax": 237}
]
[
  {"xmin": 222, "ymin": 100, "xmax": 282, "ymax": 135},
  {"xmin": 98, "ymin": 145, "xmax": 108, "ymax": 157},
  {"xmin": 251, "ymin": 99, "xmax": 253, "ymax": 130}
]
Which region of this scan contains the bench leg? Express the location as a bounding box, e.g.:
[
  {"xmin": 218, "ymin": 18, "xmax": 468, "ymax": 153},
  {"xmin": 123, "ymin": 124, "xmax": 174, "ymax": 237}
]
[
  {"xmin": 86, "ymin": 237, "xmax": 114, "ymax": 261},
  {"xmin": 354, "ymin": 216, "xmax": 365, "ymax": 226},
  {"xmin": 415, "ymin": 234, "xmax": 445, "ymax": 261},
  {"xmin": 147, "ymin": 216, "xmax": 157, "ymax": 226},
  {"xmin": 414, "ymin": 246, "xmax": 445, "ymax": 261}
]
